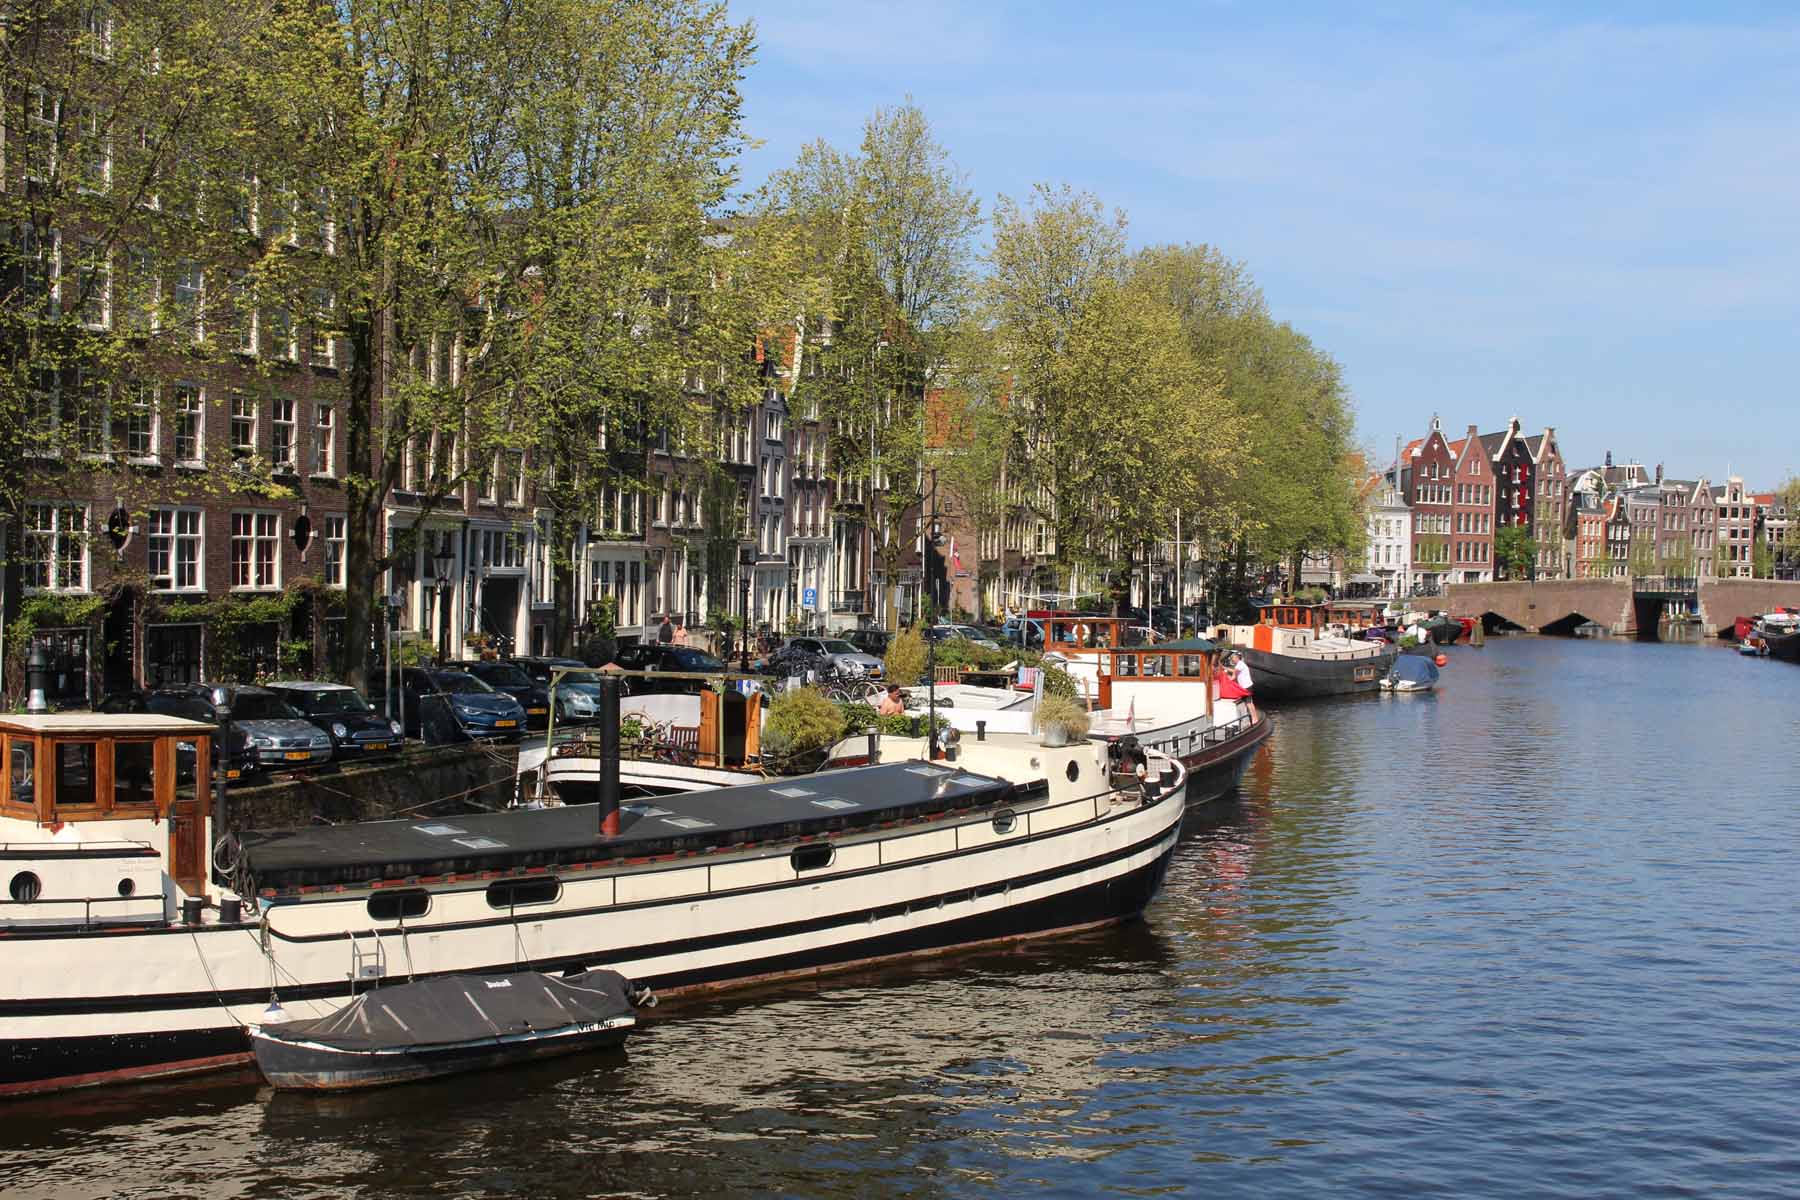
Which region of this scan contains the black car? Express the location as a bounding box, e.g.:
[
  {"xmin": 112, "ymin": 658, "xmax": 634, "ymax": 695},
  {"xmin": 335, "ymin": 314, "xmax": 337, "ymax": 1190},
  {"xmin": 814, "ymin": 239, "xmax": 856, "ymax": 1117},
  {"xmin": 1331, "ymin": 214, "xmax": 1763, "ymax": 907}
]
[
  {"xmin": 844, "ymin": 629, "xmax": 892, "ymax": 657},
  {"xmin": 267, "ymin": 682, "xmax": 404, "ymax": 759},
  {"xmin": 457, "ymin": 661, "xmax": 554, "ymax": 731},
  {"xmin": 95, "ymin": 688, "xmax": 257, "ymax": 781},
  {"xmin": 613, "ymin": 644, "xmax": 730, "ymax": 694}
]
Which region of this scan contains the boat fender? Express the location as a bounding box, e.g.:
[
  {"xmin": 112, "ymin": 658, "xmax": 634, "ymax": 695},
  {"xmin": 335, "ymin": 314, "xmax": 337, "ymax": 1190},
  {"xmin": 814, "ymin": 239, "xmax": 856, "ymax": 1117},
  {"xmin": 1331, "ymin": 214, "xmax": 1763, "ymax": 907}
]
[
  {"xmin": 1434, "ymin": 653, "xmax": 1448, "ymax": 667},
  {"xmin": 629, "ymin": 982, "xmax": 658, "ymax": 1008}
]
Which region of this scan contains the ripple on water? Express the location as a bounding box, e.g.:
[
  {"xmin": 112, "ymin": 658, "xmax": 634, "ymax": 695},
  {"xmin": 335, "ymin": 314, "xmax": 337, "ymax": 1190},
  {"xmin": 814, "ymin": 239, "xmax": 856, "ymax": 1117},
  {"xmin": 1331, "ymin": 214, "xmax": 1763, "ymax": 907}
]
[{"xmin": 5, "ymin": 640, "xmax": 1800, "ymax": 1199}]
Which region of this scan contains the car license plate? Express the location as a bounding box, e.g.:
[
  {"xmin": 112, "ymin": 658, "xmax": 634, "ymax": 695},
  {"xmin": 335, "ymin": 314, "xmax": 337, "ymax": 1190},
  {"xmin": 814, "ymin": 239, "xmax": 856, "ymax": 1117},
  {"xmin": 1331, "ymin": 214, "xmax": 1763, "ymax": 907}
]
[
  {"xmin": 226, "ymin": 768, "xmax": 241, "ymax": 780},
  {"xmin": 495, "ymin": 719, "xmax": 517, "ymax": 728},
  {"xmin": 365, "ymin": 742, "xmax": 387, "ymax": 751},
  {"xmin": 283, "ymin": 751, "xmax": 310, "ymax": 761},
  {"xmin": 527, "ymin": 707, "xmax": 547, "ymax": 716}
]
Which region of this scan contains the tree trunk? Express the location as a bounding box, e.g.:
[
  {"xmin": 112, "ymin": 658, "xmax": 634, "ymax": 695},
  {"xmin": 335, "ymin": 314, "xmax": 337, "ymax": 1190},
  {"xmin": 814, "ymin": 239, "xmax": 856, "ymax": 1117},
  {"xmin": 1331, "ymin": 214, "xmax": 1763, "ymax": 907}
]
[{"xmin": 342, "ymin": 306, "xmax": 379, "ymax": 687}]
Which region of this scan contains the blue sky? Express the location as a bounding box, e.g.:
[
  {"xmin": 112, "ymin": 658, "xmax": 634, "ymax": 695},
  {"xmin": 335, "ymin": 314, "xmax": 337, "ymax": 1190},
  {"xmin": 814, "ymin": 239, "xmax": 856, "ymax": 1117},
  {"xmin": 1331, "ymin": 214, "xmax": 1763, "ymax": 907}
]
[{"xmin": 727, "ymin": 0, "xmax": 1800, "ymax": 487}]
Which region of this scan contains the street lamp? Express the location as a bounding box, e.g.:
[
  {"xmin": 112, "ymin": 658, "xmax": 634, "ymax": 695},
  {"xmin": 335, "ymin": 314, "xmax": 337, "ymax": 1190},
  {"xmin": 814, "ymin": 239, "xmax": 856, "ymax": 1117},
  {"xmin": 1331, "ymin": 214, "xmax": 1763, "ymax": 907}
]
[
  {"xmin": 433, "ymin": 537, "xmax": 455, "ymax": 664},
  {"xmin": 738, "ymin": 544, "xmax": 756, "ymax": 672},
  {"xmin": 923, "ymin": 479, "xmax": 945, "ymax": 758},
  {"xmin": 25, "ymin": 642, "xmax": 51, "ymax": 713}
]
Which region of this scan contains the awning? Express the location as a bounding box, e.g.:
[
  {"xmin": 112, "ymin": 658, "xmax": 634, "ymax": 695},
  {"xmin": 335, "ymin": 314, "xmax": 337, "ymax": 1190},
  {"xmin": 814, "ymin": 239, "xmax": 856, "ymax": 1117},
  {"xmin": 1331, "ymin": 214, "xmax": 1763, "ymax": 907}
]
[{"xmin": 1349, "ymin": 573, "xmax": 1381, "ymax": 584}]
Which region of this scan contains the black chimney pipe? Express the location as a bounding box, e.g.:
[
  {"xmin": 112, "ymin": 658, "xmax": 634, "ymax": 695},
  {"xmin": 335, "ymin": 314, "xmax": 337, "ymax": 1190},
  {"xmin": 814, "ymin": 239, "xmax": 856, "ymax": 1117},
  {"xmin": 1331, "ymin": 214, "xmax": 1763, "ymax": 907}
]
[{"xmin": 598, "ymin": 669, "xmax": 622, "ymax": 837}]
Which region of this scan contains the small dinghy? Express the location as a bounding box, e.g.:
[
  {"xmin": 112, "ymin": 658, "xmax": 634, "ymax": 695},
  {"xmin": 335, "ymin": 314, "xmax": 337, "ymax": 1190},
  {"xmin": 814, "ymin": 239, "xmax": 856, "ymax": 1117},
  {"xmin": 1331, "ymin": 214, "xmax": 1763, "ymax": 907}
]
[
  {"xmin": 251, "ymin": 969, "xmax": 649, "ymax": 1091},
  {"xmin": 1380, "ymin": 655, "xmax": 1440, "ymax": 693}
]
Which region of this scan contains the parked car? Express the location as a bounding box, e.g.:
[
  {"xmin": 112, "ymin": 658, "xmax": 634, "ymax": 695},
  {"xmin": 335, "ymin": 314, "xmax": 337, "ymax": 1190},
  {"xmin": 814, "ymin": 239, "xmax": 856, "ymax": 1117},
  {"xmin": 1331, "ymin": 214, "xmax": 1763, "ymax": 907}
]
[
  {"xmin": 613, "ymin": 644, "xmax": 730, "ymax": 695},
  {"xmin": 779, "ymin": 636, "xmax": 884, "ymax": 678},
  {"xmin": 510, "ymin": 657, "xmax": 604, "ymax": 723},
  {"xmin": 98, "ymin": 688, "xmax": 257, "ymax": 780},
  {"xmin": 395, "ymin": 668, "xmax": 527, "ymax": 741},
  {"xmin": 843, "ymin": 629, "xmax": 892, "ymax": 657},
  {"xmin": 267, "ymin": 681, "xmax": 403, "ymax": 760},
  {"xmin": 924, "ymin": 624, "xmax": 999, "ymax": 650},
  {"xmin": 146, "ymin": 684, "xmax": 332, "ymax": 773},
  {"xmin": 456, "ymin": 661, "xmax": 554, "ymax": 731},
  {"xmin": 1001, "ymin": 617, "xmax": 1044, "ymax": 649}
]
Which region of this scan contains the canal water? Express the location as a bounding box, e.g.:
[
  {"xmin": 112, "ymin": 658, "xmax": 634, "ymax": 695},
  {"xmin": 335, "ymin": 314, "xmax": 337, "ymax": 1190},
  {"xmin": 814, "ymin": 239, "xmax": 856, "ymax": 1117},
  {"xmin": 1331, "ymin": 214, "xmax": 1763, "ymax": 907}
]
[{"xmin": 7, "ymin": 637, "xmax": 1798, "ymax": 1199}]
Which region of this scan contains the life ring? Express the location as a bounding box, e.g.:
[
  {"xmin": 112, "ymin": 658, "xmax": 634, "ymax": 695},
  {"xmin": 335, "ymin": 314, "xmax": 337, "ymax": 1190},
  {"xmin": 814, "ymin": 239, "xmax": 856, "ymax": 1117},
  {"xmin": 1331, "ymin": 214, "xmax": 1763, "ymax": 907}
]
[{"xmin": 1071, "ymin": 622, "xmax": 1091, "ymax": 643}]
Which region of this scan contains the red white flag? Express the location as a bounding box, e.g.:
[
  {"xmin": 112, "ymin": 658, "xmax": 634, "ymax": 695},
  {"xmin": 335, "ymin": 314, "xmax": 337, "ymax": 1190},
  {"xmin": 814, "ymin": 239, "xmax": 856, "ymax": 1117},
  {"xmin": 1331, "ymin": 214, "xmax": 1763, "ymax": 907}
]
[{"xmin": 950, "ymin": 536, "xmax": 963, "ymax": 573}]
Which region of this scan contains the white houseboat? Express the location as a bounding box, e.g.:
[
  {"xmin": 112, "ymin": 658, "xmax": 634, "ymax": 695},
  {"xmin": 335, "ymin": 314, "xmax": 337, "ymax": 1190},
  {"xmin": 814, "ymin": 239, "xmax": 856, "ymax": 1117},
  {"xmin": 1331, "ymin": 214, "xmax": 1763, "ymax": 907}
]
[{"xmin": 0, "ymin": 706, "xmax": 1185, "ymax": 1097}]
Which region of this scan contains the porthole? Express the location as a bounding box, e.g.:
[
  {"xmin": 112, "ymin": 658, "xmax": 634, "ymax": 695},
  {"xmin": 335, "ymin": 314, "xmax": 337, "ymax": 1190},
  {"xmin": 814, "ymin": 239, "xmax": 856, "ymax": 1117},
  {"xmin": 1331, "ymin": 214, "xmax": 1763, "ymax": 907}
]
[
  {"xmin": 992, "ymin": 810, "xmax": 1017, "ymax": 835},
  {"xmin": 117, "ymin": 877, "xmax": 135, "ymax": 898},
  {"xmin": 486, "ymin": 877, "xmax": 561, "ymax": 910},
  {"xmin": 1065, "ymin": 761, "xmax": 1080, "ymax": 782},
  {"xmin": 791, "ymin": 843, "xmax": 834, "ymax": 872},
  {"xmin": 368, "ymin": 889, "xmax": 432, "ymax": 921},
  {"xmin": 9, "ymin": 871, "xmax": 42, "ymax": 903}
]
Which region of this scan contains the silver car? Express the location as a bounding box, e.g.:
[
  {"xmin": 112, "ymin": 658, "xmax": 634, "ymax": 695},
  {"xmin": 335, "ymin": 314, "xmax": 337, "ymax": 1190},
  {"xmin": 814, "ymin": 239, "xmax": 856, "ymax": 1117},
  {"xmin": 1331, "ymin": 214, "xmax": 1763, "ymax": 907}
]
[
  {"xmin": 218, "ymin": 686, "xmax": 335, "ymax": 770},
  {"xmin": 783, "ymin": 636, "xmax": 885, "ymax": 678}
]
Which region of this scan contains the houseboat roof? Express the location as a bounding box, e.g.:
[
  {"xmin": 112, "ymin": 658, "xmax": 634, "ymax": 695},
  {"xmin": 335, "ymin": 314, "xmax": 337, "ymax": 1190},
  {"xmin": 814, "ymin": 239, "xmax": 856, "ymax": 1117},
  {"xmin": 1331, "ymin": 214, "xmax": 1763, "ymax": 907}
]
[
  {"xmin": 236, "ymin": 760, "xmax": 1037, "ymax": 890},
  {"xmin": 1144, "ymin": 637, "xmax": 1219, "ymax": 653},
  {"xmin": 0, "ymin": 712, "xmax": 216, "ymax": 736}
]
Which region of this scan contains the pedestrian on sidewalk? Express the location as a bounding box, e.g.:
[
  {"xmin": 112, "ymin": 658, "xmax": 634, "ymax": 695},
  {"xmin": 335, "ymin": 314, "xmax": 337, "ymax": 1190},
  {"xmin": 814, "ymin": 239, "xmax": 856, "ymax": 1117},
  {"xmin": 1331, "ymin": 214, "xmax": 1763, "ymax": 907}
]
[{"xmin": 658, "ymin": 614, "xmax": 674, "ymax": 644}]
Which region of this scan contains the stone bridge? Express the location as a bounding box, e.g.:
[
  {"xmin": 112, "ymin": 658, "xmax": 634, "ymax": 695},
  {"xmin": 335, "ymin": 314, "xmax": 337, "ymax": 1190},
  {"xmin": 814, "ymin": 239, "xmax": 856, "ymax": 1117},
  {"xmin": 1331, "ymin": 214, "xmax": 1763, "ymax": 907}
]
[{"xmin": 1443, "ymin": 579, "xmax": 1800, "ymax": 636}]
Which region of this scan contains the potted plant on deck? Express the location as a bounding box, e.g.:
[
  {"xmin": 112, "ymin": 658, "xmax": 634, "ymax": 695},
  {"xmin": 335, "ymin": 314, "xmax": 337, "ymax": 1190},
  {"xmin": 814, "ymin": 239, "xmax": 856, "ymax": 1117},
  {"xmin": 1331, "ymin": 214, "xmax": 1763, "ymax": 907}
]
[{"xmin": 1032, "ymin": 695, "xmax": 1091, "ymax": 748}]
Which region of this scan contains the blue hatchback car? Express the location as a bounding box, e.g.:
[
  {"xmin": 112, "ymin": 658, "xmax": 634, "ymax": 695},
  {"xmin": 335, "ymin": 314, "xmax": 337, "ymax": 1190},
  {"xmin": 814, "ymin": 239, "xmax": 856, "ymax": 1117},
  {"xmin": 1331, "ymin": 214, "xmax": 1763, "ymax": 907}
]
[{"xmin": 397, "ymin": 668, "xmax": 527, "ymax": 742}]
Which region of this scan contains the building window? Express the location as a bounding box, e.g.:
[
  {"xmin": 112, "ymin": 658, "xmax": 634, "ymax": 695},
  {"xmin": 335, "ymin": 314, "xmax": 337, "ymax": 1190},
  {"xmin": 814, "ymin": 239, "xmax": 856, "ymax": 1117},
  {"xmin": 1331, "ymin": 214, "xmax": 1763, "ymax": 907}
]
[
  {"xmin": 310, "ymin": 289, "xmax": 336, "ymax": 367},
  {"xmin": 74, "ymin": 372, "xmax": 109, "ymax": 456},
  {"xmin": 171, "ymin": 261, "xmax": 203, "ymax": 341},
  {"xmin": 148, "ymin": 508, "xmax": 203, "ymax": 591},
  {"xmin": 228, "ymin": 270, "xmax": 257, "ymax": 355},
  {"xmin": 231, "ymin": 511, "xmax": 280, "ymax": 589},
  {"xmin": 122, "ymin": 246, "xmax": 157, "ymax": 333},
  {"xmin": 271, "ymin": 398, "xmax": 296, "ymax": 471},
  {"xmin": 123, "ymin": 379, "xmax": 156, "ymax": 459},
  {"xmin": 24, "ymin": 503, "xmax": 89, "ymax": 592},
  {"xmin": 230, "ymin": 393, "xmax": 257, "ymax": 457},
  {"xmin": 267, "ymin": 307, "xmax": 295, "ymax": 361},
  {"xmin": 171, "ymin": 384, "xmax": 203, "ymax": 464},
  {"xmin": 16, "ymin": 222, "xmax": 57, "ymax": 314},
  {"xmin": 324, "ymin": 514, "xmax": 346, "ymax": 586},
  {"xmin": 313, "ymin": 403, "xmax": 335, "ymax": 475},
  {"xmin": 25, "ymin": 88, "xmax": 59, "ymax": 183},
  {"xmin": 506, "ymin": 451, "xmax": 526, "ymax": 506},
  {"xmin": 75, "ymin": 239, "xmax": 110, "ymax": 329}
]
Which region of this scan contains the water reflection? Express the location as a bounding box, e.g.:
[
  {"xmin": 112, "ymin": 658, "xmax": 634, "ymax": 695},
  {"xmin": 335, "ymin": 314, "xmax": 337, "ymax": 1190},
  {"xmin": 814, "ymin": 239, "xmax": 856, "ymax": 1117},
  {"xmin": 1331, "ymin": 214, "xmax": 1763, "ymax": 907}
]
[{"xmin": 8, "ymin": 639, "xmax": 1800, "ymax": 1198}]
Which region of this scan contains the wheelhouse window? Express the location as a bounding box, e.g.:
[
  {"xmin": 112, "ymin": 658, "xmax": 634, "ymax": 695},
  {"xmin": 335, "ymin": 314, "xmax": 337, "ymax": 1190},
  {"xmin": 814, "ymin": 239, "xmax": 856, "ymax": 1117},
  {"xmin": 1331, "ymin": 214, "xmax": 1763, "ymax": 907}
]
[{"xmin": 53, "ymin": 742, "xmax": 98, "ymax": 808}]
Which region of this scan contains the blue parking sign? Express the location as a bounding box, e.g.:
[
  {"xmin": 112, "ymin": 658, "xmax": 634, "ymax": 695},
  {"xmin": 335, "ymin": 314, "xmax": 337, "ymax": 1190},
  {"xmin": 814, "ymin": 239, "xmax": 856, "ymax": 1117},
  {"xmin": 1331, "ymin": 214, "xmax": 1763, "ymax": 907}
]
[{"xmin": 802, "ymin": 586, "xmax": 818, "ymax": 610}]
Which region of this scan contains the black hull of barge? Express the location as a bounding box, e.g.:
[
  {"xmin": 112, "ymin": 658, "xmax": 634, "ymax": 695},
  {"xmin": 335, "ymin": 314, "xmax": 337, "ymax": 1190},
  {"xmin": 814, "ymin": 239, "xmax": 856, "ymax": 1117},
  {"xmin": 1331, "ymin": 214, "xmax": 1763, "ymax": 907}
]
[
  {"xmin": 1180, "ymin": 716, "xmax": 1270, "ymax": 803},
  {"xmin": 0, "ymin": 835, "xmax": 1179, "ymax": 1096},
  {"xmin": 1237, "ymin": 645, "xmax": 1397, "ymax": 702}
]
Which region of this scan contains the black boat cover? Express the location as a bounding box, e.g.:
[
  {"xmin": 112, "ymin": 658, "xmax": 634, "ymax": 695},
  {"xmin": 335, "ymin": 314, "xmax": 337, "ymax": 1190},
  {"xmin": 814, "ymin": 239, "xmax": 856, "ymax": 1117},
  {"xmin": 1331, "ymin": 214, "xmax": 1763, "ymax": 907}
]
[
  {"xmin": 234, "ymin": 760, "xmax": 1035, "ymax": 889},
  {"xmin": 1389, "ymin": 655, "xmax": 1441, "ymax": 688},
  {"xmin": 256, "ymin": 970, "xmax": 635, "ymax": 1051}
]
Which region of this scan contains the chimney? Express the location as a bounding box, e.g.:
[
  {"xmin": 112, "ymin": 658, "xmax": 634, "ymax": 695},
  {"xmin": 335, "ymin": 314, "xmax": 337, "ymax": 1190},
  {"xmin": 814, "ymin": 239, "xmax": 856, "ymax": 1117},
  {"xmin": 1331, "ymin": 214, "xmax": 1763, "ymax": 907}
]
[
  {"xmin": 1605, "ymin": 450, "xmax": 1613, "ymax": 468},
  {"xmin": 1655, "ymin": 463, "xmax": 1663, "ymax": 485}
]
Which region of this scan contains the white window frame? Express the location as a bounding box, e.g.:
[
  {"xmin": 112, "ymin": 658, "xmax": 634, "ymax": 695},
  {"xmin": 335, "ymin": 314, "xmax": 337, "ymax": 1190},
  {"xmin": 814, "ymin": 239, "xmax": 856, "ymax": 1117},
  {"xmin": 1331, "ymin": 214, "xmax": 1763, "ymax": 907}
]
[
  {"xmin": 229, "ymin": 392, "xmax": 257, "ymax": 458},
  {"xmin": 230, "ymin": 510, "xmax": 281, "ymax": 590},
  {"xmin": 23, "ymin": 502, "xmax": 90, "ymax": 593},
  {"xmin": 270, "ymin": 397, "xmax": 297, "ymax": 473},
  {"xmin": 147, "ymin": 506, "xmax": 205, "ymax": 591},
  {"xmin": 323, "ymin": 514, "xmax": 347, "ymax": 586},
  {"xmin": 171, "ymin": 383, "xmax": 204, "ymax": 466},
  {"xmin": 312, "ymin": 402, "xmax": 335, "ymax": 476}
]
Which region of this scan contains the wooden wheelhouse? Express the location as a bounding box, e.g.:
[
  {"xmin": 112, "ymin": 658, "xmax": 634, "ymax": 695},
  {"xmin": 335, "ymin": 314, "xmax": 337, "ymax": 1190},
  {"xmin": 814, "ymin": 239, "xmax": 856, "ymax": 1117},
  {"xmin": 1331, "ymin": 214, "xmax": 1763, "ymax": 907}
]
[{"xmin": 1, "ymin": 713, "xmax": 216, "ymax": 902}]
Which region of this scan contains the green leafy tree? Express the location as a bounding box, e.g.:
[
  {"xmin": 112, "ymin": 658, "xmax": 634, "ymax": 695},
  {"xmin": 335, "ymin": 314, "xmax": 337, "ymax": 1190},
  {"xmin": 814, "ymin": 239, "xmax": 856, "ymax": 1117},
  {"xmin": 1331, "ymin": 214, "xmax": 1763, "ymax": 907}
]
[{"xmin": 1495, "ymin": 525, "xmax": 1539, "ymax": 579}]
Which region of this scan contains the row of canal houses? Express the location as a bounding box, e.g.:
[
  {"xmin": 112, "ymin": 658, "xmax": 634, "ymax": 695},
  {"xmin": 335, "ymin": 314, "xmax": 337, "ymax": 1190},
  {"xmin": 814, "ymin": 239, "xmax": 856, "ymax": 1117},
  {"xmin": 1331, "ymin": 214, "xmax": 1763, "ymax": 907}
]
[{"xmin": 1361, "ymin": 415, "xmax": 1789, "ymax": 597}]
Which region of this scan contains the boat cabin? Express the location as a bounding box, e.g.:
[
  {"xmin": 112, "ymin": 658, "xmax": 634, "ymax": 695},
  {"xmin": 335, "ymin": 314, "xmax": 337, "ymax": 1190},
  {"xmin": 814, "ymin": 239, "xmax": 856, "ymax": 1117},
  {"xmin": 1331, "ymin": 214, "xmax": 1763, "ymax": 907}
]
[
  {"xmin": 1031, "ymin": 611, "xmax": 1157, "ymax": 655},
  {"xmin": 1, "ymin": 713, "xmax": 217, "ymax": 927}
]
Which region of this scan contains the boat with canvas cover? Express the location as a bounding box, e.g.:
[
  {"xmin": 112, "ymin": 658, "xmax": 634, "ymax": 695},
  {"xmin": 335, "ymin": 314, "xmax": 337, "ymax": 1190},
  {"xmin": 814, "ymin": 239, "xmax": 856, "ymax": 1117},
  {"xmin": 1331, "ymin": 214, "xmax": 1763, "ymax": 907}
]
[
  {"xmin": 251, "ymin": 968, "xmax": 646, "ymax": 1091},
  {"xmin": 0, "ymin": 687, "xmax": 1186, "ymax": 1097}
]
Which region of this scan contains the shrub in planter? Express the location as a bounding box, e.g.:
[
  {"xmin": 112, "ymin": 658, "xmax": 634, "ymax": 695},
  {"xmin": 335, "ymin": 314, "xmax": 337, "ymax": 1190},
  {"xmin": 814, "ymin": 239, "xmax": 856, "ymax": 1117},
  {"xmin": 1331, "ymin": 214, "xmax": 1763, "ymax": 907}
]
[
  {"xmin": 1032, "ymin": 694, "xmax": 1091, "ymax": 746},
  {"xmin": 762, "ymin": 687, "xmax": 849, "ymax": 772}
]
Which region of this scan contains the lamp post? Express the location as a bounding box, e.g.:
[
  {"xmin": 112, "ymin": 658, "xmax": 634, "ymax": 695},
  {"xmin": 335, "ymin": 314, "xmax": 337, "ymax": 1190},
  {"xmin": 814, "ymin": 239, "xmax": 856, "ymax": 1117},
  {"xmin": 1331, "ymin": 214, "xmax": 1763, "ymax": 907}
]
[
  {"xmin": 737, "ymin": 544, "xmax": 755, "ymax": 672},
  {"xmin": 924, "ymin": 486, "xmax": 944, "ymax": 758},
  {"xmin": 433, "ymin": 538, "xmax": 455, "ymax": 665}
]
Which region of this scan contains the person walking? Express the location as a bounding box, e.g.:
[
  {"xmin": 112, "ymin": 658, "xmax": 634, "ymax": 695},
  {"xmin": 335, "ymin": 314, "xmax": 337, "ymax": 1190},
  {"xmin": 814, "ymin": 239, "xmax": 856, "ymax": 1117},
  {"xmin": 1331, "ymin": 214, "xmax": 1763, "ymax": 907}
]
[
  {"xmin": 657, "ymin": 614, "xmax": 674, "ymax": 644},
  {"xmin": 673, "ymin": 621, "xmax": 689, "ymax": 647}
]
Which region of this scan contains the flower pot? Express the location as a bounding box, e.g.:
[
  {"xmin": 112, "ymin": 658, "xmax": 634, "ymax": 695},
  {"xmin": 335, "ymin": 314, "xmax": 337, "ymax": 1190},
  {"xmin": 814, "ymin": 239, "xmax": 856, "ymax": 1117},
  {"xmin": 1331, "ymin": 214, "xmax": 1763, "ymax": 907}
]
[{"xmin": 1041, "ymin": 726, "xmax": 1069, "ymax": 748}]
